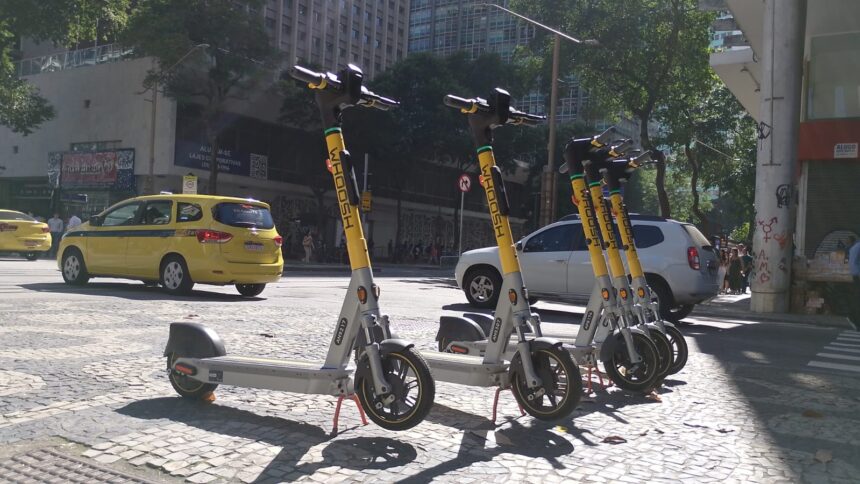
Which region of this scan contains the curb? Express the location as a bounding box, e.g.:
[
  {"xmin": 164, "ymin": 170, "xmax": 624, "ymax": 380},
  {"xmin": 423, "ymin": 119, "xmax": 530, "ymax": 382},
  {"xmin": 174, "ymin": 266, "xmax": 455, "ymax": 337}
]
[{"xmin": 692, "ymin": 304, "xmax": 856, "ymax": 330}]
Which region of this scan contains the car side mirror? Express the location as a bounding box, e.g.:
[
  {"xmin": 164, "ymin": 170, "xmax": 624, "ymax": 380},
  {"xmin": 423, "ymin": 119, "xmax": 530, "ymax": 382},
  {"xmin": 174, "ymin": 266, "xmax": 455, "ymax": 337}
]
[
  {"xmin": 89, "ymin": 215, "xmax": 102, "ymax": 226},
  {"xmin": 516, "ymin": 242, "xmax": 523, "ymax": 251}
]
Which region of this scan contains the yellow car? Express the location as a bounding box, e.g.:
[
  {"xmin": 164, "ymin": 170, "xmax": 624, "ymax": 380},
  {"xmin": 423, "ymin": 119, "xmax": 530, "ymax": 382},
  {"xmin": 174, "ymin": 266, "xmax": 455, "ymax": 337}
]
[
  {"xmin": 0, "ymin": 210, "xmax": 52, "ymax": 260},
  {"xmin": 57, "ymin": 195, "xmax": 284, "ymax": 297}
]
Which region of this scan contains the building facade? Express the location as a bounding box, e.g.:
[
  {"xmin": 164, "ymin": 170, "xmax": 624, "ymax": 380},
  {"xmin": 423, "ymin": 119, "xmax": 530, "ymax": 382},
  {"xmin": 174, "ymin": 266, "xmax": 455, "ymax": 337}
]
[
  {"xmin": 407, "ymin": 0, "xmax": 591, "ymax": 123},
  {"xmin": 710, "ymin": 0, "xmax": 860, "ymax": 314}
]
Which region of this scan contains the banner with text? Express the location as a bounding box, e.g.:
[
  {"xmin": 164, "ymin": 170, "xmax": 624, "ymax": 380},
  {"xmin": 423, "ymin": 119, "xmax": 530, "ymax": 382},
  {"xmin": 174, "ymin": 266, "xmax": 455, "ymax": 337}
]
[
  {"xmin": 48, "ymin": 149, "xmax": 135, "ymax": 190},
  {"xmin": 174, "ymin": 141, "xmax": 268, "ymax": 180}
]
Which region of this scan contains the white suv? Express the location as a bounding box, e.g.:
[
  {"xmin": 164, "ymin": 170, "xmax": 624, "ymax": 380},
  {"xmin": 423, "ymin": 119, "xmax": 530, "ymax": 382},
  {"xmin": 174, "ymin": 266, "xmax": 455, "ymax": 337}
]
[{"xmin": 454, "ymin": 214, "xmax": 720, "ymax": 322}]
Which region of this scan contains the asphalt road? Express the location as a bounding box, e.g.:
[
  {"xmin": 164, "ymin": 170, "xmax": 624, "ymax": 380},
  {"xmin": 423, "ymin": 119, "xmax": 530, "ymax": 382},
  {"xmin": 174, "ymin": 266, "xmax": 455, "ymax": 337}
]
[{"xmin": 1, "ymin": 258, "xmax": 858, "ymax": 483}]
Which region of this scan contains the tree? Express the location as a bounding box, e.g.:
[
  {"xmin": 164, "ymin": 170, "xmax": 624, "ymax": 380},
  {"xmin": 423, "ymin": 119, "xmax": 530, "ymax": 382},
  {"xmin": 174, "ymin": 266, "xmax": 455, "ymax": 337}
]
[
  {"xmin": 122, "ymin": 0, "xmax": 276, "ymax": 194},
  {"xmin": 0, "ymin": 0, "xmax": 129, "ymax": 134},
  {"xmin": 514, "ymin": 0, "xmax": 715, "ymax": 218}
]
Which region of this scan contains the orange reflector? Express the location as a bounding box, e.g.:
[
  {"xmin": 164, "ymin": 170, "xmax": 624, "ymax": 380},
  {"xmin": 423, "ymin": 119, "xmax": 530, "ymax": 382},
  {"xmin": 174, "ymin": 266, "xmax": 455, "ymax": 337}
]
[
  {"xmin": 638, "ymin": 288, "xmax": 646, "ymax": 298},
  {"xmin": 601, "ymin": 288, "xmax": 610, "ymax": 301},
  {"xmin": 619, "ymin": 288, "xmax": 628, "ymax": 299},
  {"xmin": 174, "ymin": 364, "xmax": 196, "ymax": 376},
  {"xmin": 450, "ymin": 345, "xmax": 468, "ymax": 354},
  {"xmin": 508, "ymin": 289, "xmax": 517, "ymax": 305},
  {"xmin": 357, "ymin": 286, "xmax": 368, "ymax": 304}
]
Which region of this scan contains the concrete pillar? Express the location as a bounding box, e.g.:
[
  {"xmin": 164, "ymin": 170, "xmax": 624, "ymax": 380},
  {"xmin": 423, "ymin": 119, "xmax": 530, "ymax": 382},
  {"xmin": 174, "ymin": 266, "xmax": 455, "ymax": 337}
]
[{"xmin": 750, "ymin": 0, "xmax": 807, "ymax": 313}]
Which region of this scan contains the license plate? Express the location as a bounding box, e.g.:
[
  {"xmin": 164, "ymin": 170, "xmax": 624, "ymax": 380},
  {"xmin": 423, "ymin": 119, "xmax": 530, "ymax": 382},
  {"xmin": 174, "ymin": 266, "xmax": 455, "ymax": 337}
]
[
  {"xmin": 244, "ymin": 242, "xmax": 264, "ymax": 252},
  {"xmin": 24, "ymin": 240, "xmax": 38, "ymax": 247}
]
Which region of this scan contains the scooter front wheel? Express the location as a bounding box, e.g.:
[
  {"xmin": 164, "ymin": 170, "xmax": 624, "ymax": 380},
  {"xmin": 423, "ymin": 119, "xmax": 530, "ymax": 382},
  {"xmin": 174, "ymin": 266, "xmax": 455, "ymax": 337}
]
[
  {"xmin": 167, "ymin": 353, "xmax": 217, "ymax": 399},
  {"xmin": 647, "ymin": 328, "xmax": 673, "ymax": 385},
  {"xmin": 510, "ymin": 347, "xmax": 582, "ymax": 421},
  {"xmin": 355, "ymin": 347, "xmax": 435, "ymax": 431},
  {"xmin": 665, "ymin": 325, "xmax": 688, "ymax": 374},
  {"xmin": 603, "ymin": 332, "xmax": 660, "ymax": 394}
]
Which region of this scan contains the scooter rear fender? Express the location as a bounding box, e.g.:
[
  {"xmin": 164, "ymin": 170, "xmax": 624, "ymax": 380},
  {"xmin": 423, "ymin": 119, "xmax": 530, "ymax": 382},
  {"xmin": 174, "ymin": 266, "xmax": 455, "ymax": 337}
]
[
  {"xmin": 436, "ymin": 316, "xmax": 486, "ymax": 345},
  {"xmin": 163, "ymin": 322, "xmax": 226, "ymax": 358}
]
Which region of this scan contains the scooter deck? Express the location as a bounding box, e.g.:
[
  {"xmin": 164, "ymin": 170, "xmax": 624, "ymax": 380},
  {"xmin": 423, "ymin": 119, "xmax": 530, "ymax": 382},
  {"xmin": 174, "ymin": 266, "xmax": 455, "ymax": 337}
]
[
  {"xmin": 422, "ymin": 352, "xmax": 508, "ymax": 387},
  {"xmin": 182, "ymin": 355, "xmax": 352, "ymax": 396}
]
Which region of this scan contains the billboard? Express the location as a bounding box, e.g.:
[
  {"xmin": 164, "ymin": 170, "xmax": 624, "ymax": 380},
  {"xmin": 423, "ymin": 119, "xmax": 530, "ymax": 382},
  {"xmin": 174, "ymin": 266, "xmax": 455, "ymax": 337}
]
[
  {"xmin": 174, "ymin": 141, "xmax": 268, "ymax": 180},
  {"xmin": 48, "ymin": 149, "xmax": 135, "ymax": 190}
]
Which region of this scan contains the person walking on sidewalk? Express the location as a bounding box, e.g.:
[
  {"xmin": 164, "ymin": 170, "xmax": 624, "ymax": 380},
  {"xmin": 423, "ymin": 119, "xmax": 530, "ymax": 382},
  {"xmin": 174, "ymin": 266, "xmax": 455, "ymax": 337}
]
[
  {"xmin": 47, "ymin": 213, "xmax": 64, "ymax": 258},
  {"xmin": 67, "ymin": 213, "xmax": 82, "ymax": 231},
  {"xmin": 302, "ymin": 231, "xmax": 315, "ymax": 263},
  {"xmin": 728, "ymin": 248, "xmax": 743, "ymax": 294},
  {"xmin": 740, "ymin": 245, "xmax": 753, "ymax": 294},
  {"xmin": 848, "ymin": 235, "xmax": 860, "ymax": 323}
]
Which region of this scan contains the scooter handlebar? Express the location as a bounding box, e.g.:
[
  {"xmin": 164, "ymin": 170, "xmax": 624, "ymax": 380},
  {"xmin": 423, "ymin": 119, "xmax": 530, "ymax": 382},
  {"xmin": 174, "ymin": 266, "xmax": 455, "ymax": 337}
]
[
  {"xmin": 443, "ymin": 94, "xmax": 545, "ymax": 126},
  {"xmin": 289, "ymin": 64, "xmax": 399, "ymax": 110}
]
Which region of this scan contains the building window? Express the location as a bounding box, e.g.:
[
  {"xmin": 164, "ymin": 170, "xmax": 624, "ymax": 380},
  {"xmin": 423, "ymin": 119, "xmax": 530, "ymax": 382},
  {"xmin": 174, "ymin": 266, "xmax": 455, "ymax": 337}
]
[
  {"xmin": 283, "ymin": 0, "xmax": 292, "ymax": 10},
  {"xmin": 265, "ymin": 17, "xmax": 276, "ymax": 30},
  {"xmin": 298, "ymin": 2, "xmax": 306, "ymax": 15},
  {"xmin": 282, "ymin": 23, "xmax": 291, "ymax": 35},
  {"xmin": 808, "ymin": 32, "xmax": 860, "ymax": 120},
  {"xmin": 313, "ymin": 36, "xmax": 321, "ymax": 48},
  {"xmin": 352, "ymin": 28, "xmax": 359, "ymax": 39}
]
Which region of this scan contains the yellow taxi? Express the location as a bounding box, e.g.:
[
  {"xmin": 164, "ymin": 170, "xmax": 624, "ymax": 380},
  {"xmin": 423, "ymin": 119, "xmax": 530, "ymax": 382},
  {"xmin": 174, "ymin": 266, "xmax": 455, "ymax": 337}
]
[
  {"xmin": 0, "ymin": 210, "xmax": 52, "ymax": 260},
  {"xmin": 57, "ymin": 194, "xmax": 283, "ymax": 296}
]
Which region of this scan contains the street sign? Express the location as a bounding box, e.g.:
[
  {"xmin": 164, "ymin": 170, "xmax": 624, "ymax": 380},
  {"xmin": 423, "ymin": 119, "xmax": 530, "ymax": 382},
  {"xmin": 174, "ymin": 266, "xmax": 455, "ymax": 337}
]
[
  {"xmin": 182, "ymin": 174, "xmax": 198, "ymax": 194},
  {"xmin": 457, "ymin": 174, "xmax": 472, "ymax": 193},
  {"xmin": 361, "ymin": 191, "xmax": 372, "ymax": 212}
]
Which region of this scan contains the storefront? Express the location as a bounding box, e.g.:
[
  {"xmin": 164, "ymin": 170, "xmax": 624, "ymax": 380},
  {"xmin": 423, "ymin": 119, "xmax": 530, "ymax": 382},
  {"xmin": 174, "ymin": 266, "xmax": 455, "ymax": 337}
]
[{"xmin": 0, "ymin": 178, "xmax": 54, "ymax": 217}]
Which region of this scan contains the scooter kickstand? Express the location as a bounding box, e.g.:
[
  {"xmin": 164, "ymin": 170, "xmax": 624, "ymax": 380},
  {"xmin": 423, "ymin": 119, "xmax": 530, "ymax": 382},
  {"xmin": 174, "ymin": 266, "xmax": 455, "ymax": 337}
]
[
  {"xmin": 332, "ymin": 394, "xmax": 369, "ymax": 435},
  {"xmin": 491, "ymin": 387, "xmax": 525, "ymax": 425}
]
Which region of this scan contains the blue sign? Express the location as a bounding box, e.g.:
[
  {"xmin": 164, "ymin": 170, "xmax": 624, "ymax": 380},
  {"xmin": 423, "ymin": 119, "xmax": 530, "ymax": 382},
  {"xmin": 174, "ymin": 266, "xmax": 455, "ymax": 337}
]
[{"xmin": 174, "ymin": 141, "xmax": 268, "ymax": 180}]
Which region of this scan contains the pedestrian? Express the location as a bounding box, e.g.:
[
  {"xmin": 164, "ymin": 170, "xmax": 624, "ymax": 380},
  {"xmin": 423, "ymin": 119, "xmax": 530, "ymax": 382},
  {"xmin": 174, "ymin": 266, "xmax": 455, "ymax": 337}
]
[
  {"xmin": 717, "ymin": 249, "xmax": 728, "ymax": 294},
  {"xmin": 740, "ymin": 245, "xmax": 753, "ymax": 294},
  {"xmin": 302, "ymin": 231, "xmax": 315, "ymax": 263},
  {"xmin": 47, "ymin": 213, "xmax": 64, "ymax": 257},
  {"xmin": 387, "ymin": 239, "xmax": 394, "ymax": 261},
  {"xmin": 67, "ymin": 213, "xmax": 82, "ymax": 231},
  {"xmin": 847, "ymin": 235, "xmax": 860, "ymax": 323},
  {"xmin": 728, "ymin": 248, "xmax": 743, "ymax": 294},
  {"xmin": 367, "ymin": 237, "xmax": 375, "ymax": 258}
]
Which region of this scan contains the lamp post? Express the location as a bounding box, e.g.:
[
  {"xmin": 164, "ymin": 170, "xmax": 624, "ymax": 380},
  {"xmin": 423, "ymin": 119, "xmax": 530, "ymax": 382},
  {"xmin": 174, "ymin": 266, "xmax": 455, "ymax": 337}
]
[
  {"xmin": 142, "ymin": 43, "xmax": 209, "ymax": 195},
  {"xmin": 481, "ymin": 3, "xmax": 597, "ymax": 227}
]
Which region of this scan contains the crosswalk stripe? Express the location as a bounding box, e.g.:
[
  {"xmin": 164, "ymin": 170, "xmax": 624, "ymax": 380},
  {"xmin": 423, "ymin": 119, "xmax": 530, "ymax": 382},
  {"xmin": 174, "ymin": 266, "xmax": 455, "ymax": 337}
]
[
  {"xmin": 837, "ymin": 334, "xmax": 860, "ymax": 341},
  {"xmin": 831, "ymin": 341, "xmax": 860, "ymax": 348},
  {"xmin": 817, "ymin": 352, "xmax": 860, "ymax": 361},
  {"xmin": 824, "ymin": 345, "xmax": 860, "ymax": 354},
  {"xmin": 808, "ymin": 361, "xmax": 860, "ymax": 373}
]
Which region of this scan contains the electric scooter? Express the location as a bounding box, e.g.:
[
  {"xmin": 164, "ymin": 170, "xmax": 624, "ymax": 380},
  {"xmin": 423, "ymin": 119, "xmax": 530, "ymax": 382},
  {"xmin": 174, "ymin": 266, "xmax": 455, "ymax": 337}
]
[
  {"xmin": 422, "ymin": 88, "xmax": 582, "ymax": 421},
  {"xmin": 162, "ymin": 64, "xmax": 435, "ymax": 432},
  {"xmin": 601, "ymin": 151, "xmax": 689, "ymax": 374},
  {"xmin": 436, "ymin": 129, "xmax": 663, "ymax": 394}
]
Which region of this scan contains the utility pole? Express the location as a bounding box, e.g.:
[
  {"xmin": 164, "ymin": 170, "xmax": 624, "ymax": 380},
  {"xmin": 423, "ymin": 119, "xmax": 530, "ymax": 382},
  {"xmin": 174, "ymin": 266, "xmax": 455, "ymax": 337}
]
[{"xmin": 750, "ymin": 0, "xmax": 807, "ymax": 313}]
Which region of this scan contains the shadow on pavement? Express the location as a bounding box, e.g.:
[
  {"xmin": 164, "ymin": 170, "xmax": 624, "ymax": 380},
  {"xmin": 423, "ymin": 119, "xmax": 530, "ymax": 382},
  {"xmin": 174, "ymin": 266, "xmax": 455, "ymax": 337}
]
[
  {"xmin": 19, "ymin": 282, "xmax": 264, "ymax": 302},
  {"xmin": 117, "ymin": 397, "xmax": 417, "ymax": 483}
]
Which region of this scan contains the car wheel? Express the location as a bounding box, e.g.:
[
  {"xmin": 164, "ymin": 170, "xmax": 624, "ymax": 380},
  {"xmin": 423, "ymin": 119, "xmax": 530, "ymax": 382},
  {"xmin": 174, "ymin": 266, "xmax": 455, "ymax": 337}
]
[
  {"xmin": 236, "ymin": 283, "xmax": 266, "ymax": 297},
  {"xmin": 646, "ymin": 276, "xmax": 677, "ymax": 321},
  {"xmin": 61, "ymin": 248, "xmax": 90, "ymax": 285},
  {"xmin": 25, "ymin": 252, "xmax": 38, "ymax": 261},
  {"xmin": 161, "ymin": 255, "xmax": 194, "ymax": 295},
  {"xmin": 463, "ymin": 266, "xmax": 501, "ymax": 309},
  {"xmin": 664, "ymin": 304, "xmax": 695, "ymax": 322}
]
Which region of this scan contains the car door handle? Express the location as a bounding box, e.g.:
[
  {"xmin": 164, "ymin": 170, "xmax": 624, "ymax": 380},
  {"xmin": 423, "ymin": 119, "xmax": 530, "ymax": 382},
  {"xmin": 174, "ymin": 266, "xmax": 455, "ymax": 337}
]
[{"xmin": 551, "ymin": 259, "xmax": 567, "ymax": 263}]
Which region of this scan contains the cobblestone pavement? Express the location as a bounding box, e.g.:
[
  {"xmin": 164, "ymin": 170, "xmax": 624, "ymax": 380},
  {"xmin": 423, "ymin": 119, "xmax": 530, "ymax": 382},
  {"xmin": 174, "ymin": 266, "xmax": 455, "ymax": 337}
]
[{"xmin": 1, "ymin": 260, "xmax": 859, "ymax": 483}]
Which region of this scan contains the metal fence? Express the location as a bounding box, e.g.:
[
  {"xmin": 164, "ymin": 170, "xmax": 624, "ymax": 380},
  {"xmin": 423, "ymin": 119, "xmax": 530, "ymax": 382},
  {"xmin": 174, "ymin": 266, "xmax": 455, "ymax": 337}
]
[{"xmin": 17, "ymin": 44, "xmax": 133, "ymax": 77}]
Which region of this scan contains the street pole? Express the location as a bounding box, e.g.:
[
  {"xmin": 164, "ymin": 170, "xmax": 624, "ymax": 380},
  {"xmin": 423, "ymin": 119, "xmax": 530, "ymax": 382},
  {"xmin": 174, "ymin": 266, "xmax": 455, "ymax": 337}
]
[
  {"xmin": 145, "ymin": 74, "xmax": 158, "ymax": 195},
  {"xmin": 541, "ymin": 33, "xmax": 561, "ymax": 227},
  {"xmin": 750, "ymin": 0, "xmax": 807, "ymax": 313},
  {"xmin": 458, "ymin": 191, "xmax": 464, "ymax": 256}
]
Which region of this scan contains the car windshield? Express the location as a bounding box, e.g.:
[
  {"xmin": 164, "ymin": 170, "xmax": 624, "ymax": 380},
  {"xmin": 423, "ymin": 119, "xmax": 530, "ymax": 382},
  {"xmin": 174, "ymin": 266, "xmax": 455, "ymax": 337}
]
[
  {"xmin": 214, "ymin": 203, "xmax": 274, "ymax": 229},
  {"xmin": 0, "ymin": 210, "xmax": 34, "ymax": 221}
]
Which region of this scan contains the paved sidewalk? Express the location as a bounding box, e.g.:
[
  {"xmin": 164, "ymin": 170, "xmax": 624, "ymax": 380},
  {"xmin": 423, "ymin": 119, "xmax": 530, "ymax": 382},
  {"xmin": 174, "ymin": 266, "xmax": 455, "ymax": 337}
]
[{"xmin": 695, "ymin": 293, "xmax": 856, "ymax": 329}]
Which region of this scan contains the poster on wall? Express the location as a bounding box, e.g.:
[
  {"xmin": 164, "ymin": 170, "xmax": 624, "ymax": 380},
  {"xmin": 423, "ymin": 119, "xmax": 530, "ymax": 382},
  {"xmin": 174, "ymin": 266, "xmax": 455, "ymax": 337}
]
[
  {"xmin": 48, "ymin": 149, "xmax": 135, "ymax": 190},
  {"xmin": 174, "ymin": 141, "xmax": 268, "ymax": 180}
]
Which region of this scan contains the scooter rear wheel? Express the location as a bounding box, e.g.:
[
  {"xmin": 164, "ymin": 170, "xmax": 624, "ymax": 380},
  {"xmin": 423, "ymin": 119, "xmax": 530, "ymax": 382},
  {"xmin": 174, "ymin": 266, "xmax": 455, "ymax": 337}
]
[
  {"xmin": 510, "ymin": 347, "xmax": 582, "ymax": 421},
  {"xmin": 665, "ymin": 325, "xmax": 688, "ymax": 374},
  {"xmin": 167, "ymin": 353, "xmax": 218, "ymax": 398},
  {"xmin": 603, "ymin": 332, "xmax": 660, "ymax": 394},
  {"xmin": 355, "ymin": 347, "xmax": 435, "ymax": 431}
]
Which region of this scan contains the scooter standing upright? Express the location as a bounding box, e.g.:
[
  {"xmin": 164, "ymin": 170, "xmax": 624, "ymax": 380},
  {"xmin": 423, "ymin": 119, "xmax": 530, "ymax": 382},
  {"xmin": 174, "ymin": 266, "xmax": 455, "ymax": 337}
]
[
  {"xmin": 162, "ymin": 64, "xmax": 435, "ymax": 432},
  {"xmin": 421, "ymin": 88, "xmax": 582, "ymax": 422}
]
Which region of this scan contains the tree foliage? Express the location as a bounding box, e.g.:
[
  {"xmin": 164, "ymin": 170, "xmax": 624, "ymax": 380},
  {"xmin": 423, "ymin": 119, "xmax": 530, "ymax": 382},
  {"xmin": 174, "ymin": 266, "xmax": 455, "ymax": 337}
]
[
  {"xmin": 0, "ymin": 0, "xmax": 129, "ymax": 134},
  {"xmin": 122, "ymin": 0, "xmax": 276, "ymax": 194},
  {"xmin": 513, "ymin": 0, "xmax": 715, "ymax": 218}
]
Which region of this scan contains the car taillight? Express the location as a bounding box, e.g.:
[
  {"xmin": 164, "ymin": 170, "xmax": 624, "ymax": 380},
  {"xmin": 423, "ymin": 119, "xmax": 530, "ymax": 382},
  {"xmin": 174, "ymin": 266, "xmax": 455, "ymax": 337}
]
[
  {"xmin": 42, "ymin": 227, "xmax": 50, "ymax": 233},
  {"xmin": 196, "ymin": 229, "xmax": 233, "ymax": 243},
  {"xmin": 687, "ymin": 247, "xmax": 700, "ymax": 270},
  {"xmin": 273, "ymin": 235, "xmax": 283, "ymax": 247}
]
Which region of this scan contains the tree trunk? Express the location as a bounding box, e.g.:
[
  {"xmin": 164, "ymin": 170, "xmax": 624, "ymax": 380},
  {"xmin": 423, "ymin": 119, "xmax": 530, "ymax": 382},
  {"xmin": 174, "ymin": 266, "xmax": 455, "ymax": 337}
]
[
  {"xmin": 685, "ymin": 143, "xmax": 710, "ymax": 236},
  {"xmin": 639, "ymin": 115, "xmax": 671, "ymax": 218},
  {"xmin": 206, "ymin": 124, "xmax": 219, "ymax": 195}
]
